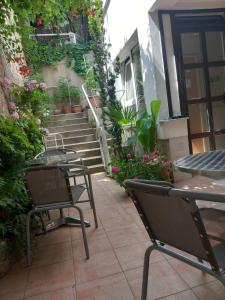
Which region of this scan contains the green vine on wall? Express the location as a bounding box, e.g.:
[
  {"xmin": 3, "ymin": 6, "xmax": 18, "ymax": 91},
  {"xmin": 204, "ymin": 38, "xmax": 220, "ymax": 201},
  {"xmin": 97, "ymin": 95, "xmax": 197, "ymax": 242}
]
[{"xmin": 24, "ymin": 42, "xmax": 90, "ymax": 76}]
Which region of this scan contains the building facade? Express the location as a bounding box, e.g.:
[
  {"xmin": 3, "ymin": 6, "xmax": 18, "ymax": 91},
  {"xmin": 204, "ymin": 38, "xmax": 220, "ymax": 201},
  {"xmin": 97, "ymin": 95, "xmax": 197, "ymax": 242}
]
[{"xmin": 104, "ymin": 0, "xmax": 225, "ymax": 160}]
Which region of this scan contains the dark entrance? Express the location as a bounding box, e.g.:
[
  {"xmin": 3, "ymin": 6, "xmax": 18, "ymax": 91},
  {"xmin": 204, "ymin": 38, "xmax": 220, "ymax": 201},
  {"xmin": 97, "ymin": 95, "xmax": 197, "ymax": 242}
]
[{"xmin": 172, "ymin": 14, "xmax": 225, "ymax": 153}]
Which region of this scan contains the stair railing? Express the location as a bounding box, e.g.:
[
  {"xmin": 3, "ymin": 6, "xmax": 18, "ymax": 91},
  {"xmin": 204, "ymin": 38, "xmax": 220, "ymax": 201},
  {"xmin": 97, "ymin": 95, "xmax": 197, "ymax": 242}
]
[{"xmin": 82, "ymin": 82, "xmax": 111, "ymax": 172}]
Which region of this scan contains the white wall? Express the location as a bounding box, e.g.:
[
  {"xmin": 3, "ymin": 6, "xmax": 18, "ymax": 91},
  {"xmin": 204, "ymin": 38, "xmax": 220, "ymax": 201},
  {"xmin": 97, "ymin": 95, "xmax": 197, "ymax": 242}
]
[{"xmin": 104, "ymin": 0, "xmax": 169, "ymax": 118}]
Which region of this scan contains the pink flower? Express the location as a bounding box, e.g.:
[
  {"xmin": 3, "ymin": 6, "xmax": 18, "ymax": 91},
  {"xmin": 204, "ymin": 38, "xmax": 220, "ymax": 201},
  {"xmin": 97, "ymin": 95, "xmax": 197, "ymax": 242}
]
[
  {"xmin": 141, "ymin": 154, "xmax": 148, "ymax": 163},
  {"xmin": 26, "ymin": 80, "xmax": 37, "ymax": 91},
  {"xmin": 111, "ymin": 165, "xmax": 119, "ymax": 174},
  {"xmin": 42, "ymin": 128, "xmax": 49, "ymax": 135},
  {"xmin": 1, "ymin": 77, "xmax": 11, "ymax": 90},
  {"xmin": 8, "ymin": 101, "xmax": 16, "ymax": 111},
  {"xmin": 11, "ymin": 112, "xmax": 19, "ymax": 120},
  {"xmin": 39, "ymin": 82, "xmax": 48, "ymax": 91},
  {"xmin": 36, "ymin": 118, "xmax": 41, "ymax": 125}
]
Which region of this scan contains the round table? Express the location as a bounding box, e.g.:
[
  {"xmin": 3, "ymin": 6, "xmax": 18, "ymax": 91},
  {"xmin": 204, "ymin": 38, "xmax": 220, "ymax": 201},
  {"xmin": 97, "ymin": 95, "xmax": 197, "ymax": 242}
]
[{"xmin": 174, "ymin": 150, "xmax": 225, "ymax": 179}]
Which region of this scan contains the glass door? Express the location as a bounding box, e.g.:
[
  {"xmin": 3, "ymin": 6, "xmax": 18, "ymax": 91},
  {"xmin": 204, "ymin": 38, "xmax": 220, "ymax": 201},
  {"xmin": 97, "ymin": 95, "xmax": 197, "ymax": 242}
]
[{"xmin": 174, "ymin": 15, "xmax": 225, "ymax": 153}]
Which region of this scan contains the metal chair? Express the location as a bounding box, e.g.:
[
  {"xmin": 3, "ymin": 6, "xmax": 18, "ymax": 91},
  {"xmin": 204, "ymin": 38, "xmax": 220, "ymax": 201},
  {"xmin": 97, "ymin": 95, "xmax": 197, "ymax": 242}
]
[
  {"xmin": 35, "ymin": 148, "xmax": 98, "ymax": 228},
  {"xmin": 125, "ymin": 179, "xmax": 225, "ymax": 300},
  {"xmin": 25, "ymin": 165, "xmax": 90, "ymax": 266}
]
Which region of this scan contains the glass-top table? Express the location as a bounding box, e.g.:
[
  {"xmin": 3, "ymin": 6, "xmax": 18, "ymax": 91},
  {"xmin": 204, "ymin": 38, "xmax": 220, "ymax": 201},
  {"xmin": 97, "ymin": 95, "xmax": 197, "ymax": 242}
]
[{"xmin": 174, "ymin": 150, "xmax": 225, "ymax": 179}]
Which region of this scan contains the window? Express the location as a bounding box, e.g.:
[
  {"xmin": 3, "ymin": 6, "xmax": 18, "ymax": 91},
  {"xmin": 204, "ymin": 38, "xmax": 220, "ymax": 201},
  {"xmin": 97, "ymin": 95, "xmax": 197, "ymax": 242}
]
[{"xmin": 121, "ymin": 44, "xmax": 144, "ymax": 108}]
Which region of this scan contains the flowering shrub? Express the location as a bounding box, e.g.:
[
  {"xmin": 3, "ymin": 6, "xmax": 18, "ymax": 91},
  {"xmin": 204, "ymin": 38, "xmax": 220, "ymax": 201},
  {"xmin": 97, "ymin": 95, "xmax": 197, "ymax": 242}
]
[
  {"xmin": 0, "ymin": 78, "xmax": 49, "ymax": 118},
  {"xmin": 110, "ymin": 149, "xmax": 173, "ymax": 187}
]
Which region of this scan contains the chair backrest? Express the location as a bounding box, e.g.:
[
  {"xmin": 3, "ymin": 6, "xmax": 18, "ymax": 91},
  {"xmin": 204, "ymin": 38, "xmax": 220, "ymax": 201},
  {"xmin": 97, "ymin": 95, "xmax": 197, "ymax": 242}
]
[
  {"xmin": 25, "ymin": 166, "xmax": 71, "ymax": 207},
  {"xmin": 125, "ymin": 179, "xmax": 219, "ymax": 269}
]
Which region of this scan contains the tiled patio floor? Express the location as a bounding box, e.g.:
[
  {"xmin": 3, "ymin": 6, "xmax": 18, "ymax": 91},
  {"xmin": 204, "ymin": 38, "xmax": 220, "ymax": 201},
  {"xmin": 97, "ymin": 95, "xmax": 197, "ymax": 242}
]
[{"xmin": 1, "ymin": 173, "xmax": 225, "ymax": 299}]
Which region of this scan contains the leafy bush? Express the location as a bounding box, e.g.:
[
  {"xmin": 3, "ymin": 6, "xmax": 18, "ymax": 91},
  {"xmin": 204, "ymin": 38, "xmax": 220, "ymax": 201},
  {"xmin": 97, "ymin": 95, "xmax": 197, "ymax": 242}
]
[
  {"xmin": 110, "ymin": 149, "xmax": 173, "ymax": 187},
  {"xmin": 0, "ymin": 115, "xmax": 43, "ymax": 251}
]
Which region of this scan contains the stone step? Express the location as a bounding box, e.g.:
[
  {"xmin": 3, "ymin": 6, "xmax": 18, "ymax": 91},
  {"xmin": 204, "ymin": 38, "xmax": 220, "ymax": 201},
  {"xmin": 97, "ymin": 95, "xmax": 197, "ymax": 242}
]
[
  {"xmin": 77, "ymin": 148, "xmax": 101, "ymax": 159},
  {"xmin": 48, "ymin": 123, "xmax": 90, "ymax": 133},
  {"xmin": 71, "ymin": 163, "xmax": 105, "ymax": 174},
  {"xmin": 50, "ymin": 128, "xmax": 95, "ymax": 138},
  {"xmin": 46, "ymin": 140, "xmax": 101, "ymax": 151},
  {"xmin": 45, "ymin": 134, "xmax": 96, "ymax": 148},
  {"xmin": 48, "ymin": 117, "xmax": 90, "ymax": 127},
  {"xmin": 50, "ymin": 112, "xmax": 86, "ymax": 121},
  {"xmin": 71, "ymin": 156, "xmax": 103, "ymax": 167}
]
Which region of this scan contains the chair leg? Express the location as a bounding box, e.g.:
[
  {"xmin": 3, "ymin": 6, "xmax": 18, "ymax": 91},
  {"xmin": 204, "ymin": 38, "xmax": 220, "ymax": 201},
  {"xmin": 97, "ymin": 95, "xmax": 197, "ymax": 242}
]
[
  {"xmin": 84, "ymin": 174, "xmax": 92, "ymax": 209},
  {"xmin": 26, "ymin": 210, "xmax": 35, "ymax": 266},
  {"xmin": 38, "ymin": 213, "xmax": 46, "ymax": 234},
  {"xmin": 87, "ymin": 174, "xmax": 98, "ymax": 228},
  {"xmin": 73, "ymin": 205, "xmax": 90, "ymax": 259},
  {"xmin": 141, "ymin": 245, "xmax": 155, "ymax": 300}
]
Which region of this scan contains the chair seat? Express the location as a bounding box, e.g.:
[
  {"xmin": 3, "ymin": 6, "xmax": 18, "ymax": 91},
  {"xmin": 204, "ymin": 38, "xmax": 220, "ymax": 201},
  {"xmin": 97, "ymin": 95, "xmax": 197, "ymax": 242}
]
[
  {"xmin": 71, "ymin": 185, "xmax": 86, "ymax": 202},
  {"xmin": 201, "ymin": 208, "xmax": 225, "ymax": 242}
]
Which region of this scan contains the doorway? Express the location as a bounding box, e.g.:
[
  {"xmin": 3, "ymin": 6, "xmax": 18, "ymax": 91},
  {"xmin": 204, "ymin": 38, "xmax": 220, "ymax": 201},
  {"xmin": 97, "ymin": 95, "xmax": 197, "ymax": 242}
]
[{"xmin": 173, "ymin": 14, "xmax": 225, "ymax": 153}]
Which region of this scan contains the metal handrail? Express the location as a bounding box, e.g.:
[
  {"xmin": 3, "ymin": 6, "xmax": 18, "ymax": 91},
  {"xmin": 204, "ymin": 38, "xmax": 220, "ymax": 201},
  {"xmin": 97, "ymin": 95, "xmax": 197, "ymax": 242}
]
[{"xmin": 81, "ymin": 82, "xmax": 111, "ymax": 172}]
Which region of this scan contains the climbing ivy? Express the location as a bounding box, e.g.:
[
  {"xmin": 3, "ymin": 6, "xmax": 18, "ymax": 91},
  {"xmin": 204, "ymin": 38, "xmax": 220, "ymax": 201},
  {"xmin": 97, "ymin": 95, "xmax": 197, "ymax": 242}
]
[{"xmin": 24, "ymin": 42, "xmax": 89, "ymax": 76}]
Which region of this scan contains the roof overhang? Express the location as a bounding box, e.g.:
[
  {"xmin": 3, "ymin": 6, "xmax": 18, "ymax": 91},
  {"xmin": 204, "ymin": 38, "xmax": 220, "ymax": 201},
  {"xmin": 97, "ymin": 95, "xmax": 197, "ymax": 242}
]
[{"xmin": 149, "ymin": 0, "xmax": 225, "ymax": 12}]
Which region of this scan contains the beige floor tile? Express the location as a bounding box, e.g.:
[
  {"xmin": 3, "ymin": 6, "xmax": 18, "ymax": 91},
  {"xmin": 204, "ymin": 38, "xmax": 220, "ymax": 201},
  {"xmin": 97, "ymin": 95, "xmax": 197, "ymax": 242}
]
[
  {"xmin": 76, "ymin": 273, "xmax": 134, "ymax": 300},
  {"xmin": 168, "ymin": 258, "xmax": 215, "ymax": 288},
  {"xmin": 192, "ymin": 280, "xmax": 225, "ymax": 299},
  {"xmin": 125, "ymin": 260, "xmax": 188, "ymax": 300},
  {"xmin": 115, "ymin": 242, "xmax": 165, "ymax": 271},
  {"xmin": 24, "ymin": 286, "xmax": 75, "ymax": 300},
  {"xmin": 74, "ymin": 249, "xmax": 122, "ymax": 284},
  {"xmin": 25, "ymin": 260, "xmax": 75, "ymax": 297}
]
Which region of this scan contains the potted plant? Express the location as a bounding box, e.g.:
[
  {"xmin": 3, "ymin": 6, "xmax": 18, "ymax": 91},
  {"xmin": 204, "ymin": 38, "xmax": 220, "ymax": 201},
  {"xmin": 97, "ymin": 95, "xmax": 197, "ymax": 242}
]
[
  {"xmin": 85, "ymin": 68, "xmax": 100, "ymax": 108},
  {"xmin": 70, "ymin": 86, "xmax": 82, "ymax": 113},
  {"xmin": 55, "ymin": 78, "xmax": 83, "ymax": 114}
]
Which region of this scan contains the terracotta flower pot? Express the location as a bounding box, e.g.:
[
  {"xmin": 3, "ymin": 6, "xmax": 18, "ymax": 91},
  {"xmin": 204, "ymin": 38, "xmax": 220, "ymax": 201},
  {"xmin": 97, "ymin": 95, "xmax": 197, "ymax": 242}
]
[
  {"xmin": 71, "ymin": 105, "xmax": 82, "ymax": 113},
  {"xmin": 63, "ymin": 104, "xmax": 71, "ymax": 114},
  {"xmin": 88, "ymin": 95, "xmax": 100, "ymax": 108},
  {"xmin": 53, "ymin": 109, "xmax": 62, "ymax": 115}
]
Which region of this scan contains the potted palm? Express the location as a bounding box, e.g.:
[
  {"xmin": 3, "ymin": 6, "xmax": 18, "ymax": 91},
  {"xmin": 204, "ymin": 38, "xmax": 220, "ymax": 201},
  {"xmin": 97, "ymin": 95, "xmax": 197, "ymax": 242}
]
[
  {"xmin": 70, "ymin": 86, "xmax": 82, "ymax": 113},
  {"xmin": 85, "ymin": 68, "xmax": 100, "ymax": 108},
  {"xmin": 54, "ymin": 78, "xmax": 82, "ymax": 114}
]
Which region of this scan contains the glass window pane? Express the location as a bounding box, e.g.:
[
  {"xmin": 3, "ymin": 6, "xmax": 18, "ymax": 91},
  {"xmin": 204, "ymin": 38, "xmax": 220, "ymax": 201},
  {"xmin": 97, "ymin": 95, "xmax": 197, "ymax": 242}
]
[
  {"xmin": 209, "ymin": 67, "xmax": 225, "ymax": 97},
  {"xmin": 188, "ymin": 103, "xmax": 209, "ymax": 134},
  {"xmin": 131, "ymin": 45, "xmax": 144, "ymax": 102},
  {"xmin": 181, "ymin": 32, "xmax": 202, "ymax": 64},
  {"xmin": 215, "ymin": 135, "xmax": 225, "ymax": 150},
  {"xmin": 212, "ymin": 101, "xmax": 225, "ymax": 130},
  {"xmin": 206, "ymin": 31, "xmax": 225, "ymax": 62},
  {"xmin": 192, "ymin": 137, "xmax": 210, "ymax": 154},
  {"xmin": 125, "ymin": 63, "xmax": 134, "ymax": 101},
  {"xmin": 185, "ymin": 68, "xmax": 206, "ymax": 100}
]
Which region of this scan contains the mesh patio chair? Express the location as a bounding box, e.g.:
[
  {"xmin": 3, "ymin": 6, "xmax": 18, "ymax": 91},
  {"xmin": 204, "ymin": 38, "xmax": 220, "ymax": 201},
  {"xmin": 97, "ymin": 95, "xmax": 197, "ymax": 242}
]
[
  {"xmin": 125, "ymin": 179, "xmax": 225, "ymax": 300},
  {"xmin": 35, "ymin": 148, "xmax": 98, "ymax": 228},
  {"xmin": 25, "ymin": 165, "xmax": 90, "ymax": 266}
]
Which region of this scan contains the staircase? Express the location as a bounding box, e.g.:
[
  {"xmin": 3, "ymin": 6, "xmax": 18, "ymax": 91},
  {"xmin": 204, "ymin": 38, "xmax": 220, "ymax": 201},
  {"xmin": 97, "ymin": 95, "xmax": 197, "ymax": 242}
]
[{"xmin": 46, "ymin": 112, "xmax": 105, "ymax": 174}]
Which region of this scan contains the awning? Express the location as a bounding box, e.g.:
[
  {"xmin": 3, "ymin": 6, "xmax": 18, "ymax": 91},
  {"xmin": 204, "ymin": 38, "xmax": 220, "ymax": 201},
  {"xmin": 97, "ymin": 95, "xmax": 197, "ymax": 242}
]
[{"xmin": 150, "ymin": 0, "xmax": 225, "ymax": 12}]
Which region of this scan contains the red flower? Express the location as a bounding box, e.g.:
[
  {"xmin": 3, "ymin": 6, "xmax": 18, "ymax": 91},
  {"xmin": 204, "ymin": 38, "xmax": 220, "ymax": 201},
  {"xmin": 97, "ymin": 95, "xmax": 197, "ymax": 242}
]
[{"xmin": 19, "ymin": 66, "xmax": 32, "ymax": 77}]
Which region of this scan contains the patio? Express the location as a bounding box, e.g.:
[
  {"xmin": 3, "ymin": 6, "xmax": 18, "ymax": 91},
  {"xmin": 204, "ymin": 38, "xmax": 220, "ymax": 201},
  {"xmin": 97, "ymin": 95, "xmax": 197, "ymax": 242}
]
[{"xmin": 1, "ymin": 172, "xmax": 225, "ymax": 300}]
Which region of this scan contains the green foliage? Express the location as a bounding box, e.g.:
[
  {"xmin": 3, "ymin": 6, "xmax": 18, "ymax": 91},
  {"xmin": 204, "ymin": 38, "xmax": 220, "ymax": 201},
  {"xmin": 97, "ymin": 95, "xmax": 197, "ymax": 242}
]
[
  {"xmin": 24, "ymin": 42, "xmax": 89, "ymax": 76},
  {"xmin": 109, "ymin": 106, "xmax": 137, "ymax": 127},
  {"xmin": 0, "ymin": 0, "xmax": 93, "ymax": 62},
  {"xmin": 136, "ymin": 100, "xmax": 161, "ymax": 153},
  {"xmin": 53, "ymin": 77, "xmax": 81, "ymax": 105},
  {"xmin": 0, "ymin": 115, "xmax": 43, "ymax": 247},
  {"xmin": 110, "ymin": 151, "xmax": 173, "ymax": 187}
]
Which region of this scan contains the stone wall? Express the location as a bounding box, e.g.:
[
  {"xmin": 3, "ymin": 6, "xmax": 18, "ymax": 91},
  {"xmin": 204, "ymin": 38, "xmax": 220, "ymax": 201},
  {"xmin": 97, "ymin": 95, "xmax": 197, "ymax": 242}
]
[{"xmin": 0, "ymin": 50, "xmax": 23, "ymax": 115}]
